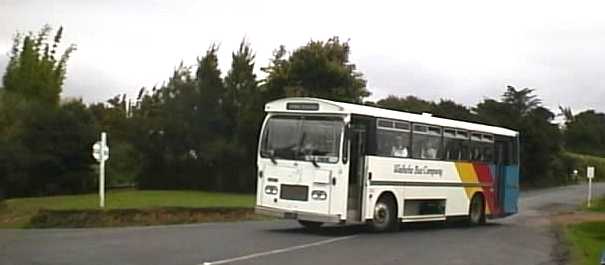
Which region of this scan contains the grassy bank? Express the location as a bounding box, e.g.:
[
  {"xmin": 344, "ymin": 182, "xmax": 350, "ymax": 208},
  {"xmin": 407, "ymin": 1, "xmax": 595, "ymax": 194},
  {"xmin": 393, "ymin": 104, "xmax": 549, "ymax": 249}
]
[
  {"xmin": 566, "ymin": 221, "xmax": 605, "ymax": 265},
  {"xmin": 565, "ymin": 196, "xmax": 605, "ymax": 265},
  {"xmin": 0, "ymin": 189, "xmax": 256, "ymax": 228}
]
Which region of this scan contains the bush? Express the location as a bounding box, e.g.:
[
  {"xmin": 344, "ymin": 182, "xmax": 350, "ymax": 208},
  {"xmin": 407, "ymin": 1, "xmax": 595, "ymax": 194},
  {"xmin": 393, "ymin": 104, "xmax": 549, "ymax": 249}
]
[
  {"xmin": 563, "ymin": 152, "xmax": 605, "ymax": 182},
  {"xmin": 105, "ymin": 142, "xmax": 140, "ymax": 187},
  {"xmin": 0, "ymin": 99, "xmax": 97, "ymax": 197}
]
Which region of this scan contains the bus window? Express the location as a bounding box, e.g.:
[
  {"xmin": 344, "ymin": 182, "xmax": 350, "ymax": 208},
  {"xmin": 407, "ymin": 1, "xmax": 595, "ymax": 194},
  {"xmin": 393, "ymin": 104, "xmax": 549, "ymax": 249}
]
[
  {"xmin": 412, "ymin": 124, "xmax": 442, "ymax": 159},
  {"xmin": 376, "ymin": 119, "xmax": 410, "ymax": 158},
  {"xmin": 470, "ymin": 145, "xmax": 482, "ymax": 161},
  {"xmin": 468, "ymin": 133, "xmax": 495, "ymax": 163},
  {"xmin": 483, "ymin": 145, "xmax": 495, "ymax": 162},
  {"xmin": 444, "ymin": 129, "xmax": 470, "ymax": 161},
  {"xmin": 444, "ymin": 128, "xmax": 463, "ymax": 160},
  {"xmin": 469, "ymin": 132, "xmax": 484, "ymax": 161},
  {"xmin": 482, "ymin": 134, "xmax": 495, "ymax": 163}
]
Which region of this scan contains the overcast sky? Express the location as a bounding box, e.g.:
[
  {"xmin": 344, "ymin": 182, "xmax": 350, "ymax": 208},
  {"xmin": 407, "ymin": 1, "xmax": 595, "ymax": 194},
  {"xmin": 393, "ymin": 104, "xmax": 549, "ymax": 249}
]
[{"xmin": 1, "ymin": 0, "xmax": 605, "ymax": 113}]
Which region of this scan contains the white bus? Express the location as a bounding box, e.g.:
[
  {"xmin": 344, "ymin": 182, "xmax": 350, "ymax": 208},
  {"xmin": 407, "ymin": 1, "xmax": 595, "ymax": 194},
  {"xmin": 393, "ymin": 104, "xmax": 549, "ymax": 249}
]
[{"xmin": 255, "ymin": 97, "xmax": 520, "ymax": 232}]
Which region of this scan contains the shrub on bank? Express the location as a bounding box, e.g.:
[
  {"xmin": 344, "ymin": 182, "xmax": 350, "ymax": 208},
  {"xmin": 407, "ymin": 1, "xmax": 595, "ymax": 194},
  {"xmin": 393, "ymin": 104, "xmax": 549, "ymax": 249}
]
[{"xmin": 564, "ymin": 152, "xmax": 605, "ymax": 181}]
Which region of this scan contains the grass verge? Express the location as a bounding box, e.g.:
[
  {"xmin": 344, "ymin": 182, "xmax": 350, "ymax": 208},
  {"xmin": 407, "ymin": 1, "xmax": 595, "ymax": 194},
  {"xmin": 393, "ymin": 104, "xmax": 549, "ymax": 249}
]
[
  {"xmin": 28, "ymin": 207, "xmax": 259, "ymax": 228},
  {"xmin": 563, "ymin": 195, "xmax": 605, "ymax": 265},
  {"xmin": 565, "ymin": 221, "xmax": 605, "ymax": 265},
  {"xmin": 588, "ymin": 196, "xmax": 605, "ymax": 212},
  {"xmin": 0, "ymin": 189, "xmax": 257, "ymax": 228}
]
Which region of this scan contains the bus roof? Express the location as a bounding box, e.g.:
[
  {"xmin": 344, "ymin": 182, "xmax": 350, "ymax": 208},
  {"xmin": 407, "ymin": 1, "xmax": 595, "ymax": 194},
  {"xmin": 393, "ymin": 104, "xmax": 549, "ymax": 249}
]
[{"xmin": 265, "ymin": 97, "xmax": 519, "ymax": 137}]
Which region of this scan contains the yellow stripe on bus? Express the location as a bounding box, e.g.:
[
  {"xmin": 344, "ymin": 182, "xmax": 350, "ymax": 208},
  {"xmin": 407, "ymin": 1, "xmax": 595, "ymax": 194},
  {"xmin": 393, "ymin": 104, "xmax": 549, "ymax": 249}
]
[{"xmin": 454, "ymin": 162, "xmax": 490, "ymax": 215}]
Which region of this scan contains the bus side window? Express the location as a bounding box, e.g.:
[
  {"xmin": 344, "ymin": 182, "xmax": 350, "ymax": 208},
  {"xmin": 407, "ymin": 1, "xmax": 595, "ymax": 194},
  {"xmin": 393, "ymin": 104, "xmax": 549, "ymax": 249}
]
[
  {"xmin": 470, "ymin": 133, "xmax": 483, "ymax": 161},
  {"xmin": 482, "ymin": 144, "xmax": 494, "ymax": 163},
  {"xmin": 412, "ymin": 124, "xmax": 442, "ymax": 160},
  {"xmin": 375, "ymin": 119, "xmax": 411, "ymax": 158},
  {"xmin": 443, "ymin": 128, "xmax": 462, "ymax": 161}
]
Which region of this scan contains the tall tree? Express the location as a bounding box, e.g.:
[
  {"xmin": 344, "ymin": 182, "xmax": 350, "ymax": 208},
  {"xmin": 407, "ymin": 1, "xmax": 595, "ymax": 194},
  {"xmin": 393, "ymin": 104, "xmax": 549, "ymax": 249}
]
[
  {"xmin": 224, "ymin": 40, "xmax": 261, "ymax": 191},
  {"xmin": 224, "ymin": 40, "xmax": 259, "ymax": 137},
  {"xmin": 564, "ymin": 110, "xmax": 605, "ymax": 156},
  {"xmin": 261, "ymin": 45, "xmax": 288, "ymax": 101},
  {"xmin": 2, "ymin": 25, "xmax": 76, "ymax": 106},
  {"xmin": 431, "ymin": 99, "xmax": 480, "ymax": 123},
  {"xmin": 476, "ymin": 86, "xmax": 565, "ymax": 186},
  {"xmin": 262, "ymin": 37, "xmax": 369, "ymax": 103},
  {"xmin": 376, "ymin": 95, "xmax": 432, "ymax": 113},
  {"xmin": 0, "ymin": 25, "xmax": 96, "ymax": 197},
  {"xmin": 502, "ymin": 85, "xmax": 541, "ymax": 119}
]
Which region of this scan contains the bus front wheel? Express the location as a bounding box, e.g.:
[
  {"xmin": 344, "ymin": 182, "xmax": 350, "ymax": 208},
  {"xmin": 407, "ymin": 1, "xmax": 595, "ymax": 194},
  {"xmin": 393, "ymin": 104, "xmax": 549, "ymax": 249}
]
[
  {"xmin": 369, "ymin": 195, "xmax": 398, "ymax": 232},
  {"xmin": 467, "ymin": 194, "xmax": 486, "ymax": 226},
  {"xmin": 298, "ymin": 220, "xmax": 323, "ymax": 230}
]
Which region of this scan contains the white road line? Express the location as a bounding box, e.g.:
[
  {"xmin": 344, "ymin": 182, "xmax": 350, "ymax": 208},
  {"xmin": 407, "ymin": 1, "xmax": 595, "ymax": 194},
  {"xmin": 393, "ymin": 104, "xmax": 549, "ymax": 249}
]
[{"xmin": 200, "ymin": 235, "xmax": 357, "ymax": 265}]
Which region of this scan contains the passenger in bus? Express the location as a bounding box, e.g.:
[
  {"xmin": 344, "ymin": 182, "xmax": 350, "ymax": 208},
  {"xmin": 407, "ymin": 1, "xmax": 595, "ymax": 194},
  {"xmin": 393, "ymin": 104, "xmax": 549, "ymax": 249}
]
[
  {"xmin": 391, "ymin": 136, "xmax": 409, "ymax": 157},
  {"xmin": 421, "ymin": 141, "xmax": 439, "ymax": 159}
]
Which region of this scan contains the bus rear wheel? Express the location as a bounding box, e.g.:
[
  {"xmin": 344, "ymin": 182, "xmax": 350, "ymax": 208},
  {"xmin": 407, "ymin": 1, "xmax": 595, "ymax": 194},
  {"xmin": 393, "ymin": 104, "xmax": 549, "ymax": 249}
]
[
  {"xmin": 369, "ymin": 195, "xmax": 398, "ymax": 232},
  {"xmin": 467, "ymin": 194, "xmax": 486, "ymax": 226},
  {"xmin": 298, "ymin": 220, "xmax": 323, "ymax": 230}
]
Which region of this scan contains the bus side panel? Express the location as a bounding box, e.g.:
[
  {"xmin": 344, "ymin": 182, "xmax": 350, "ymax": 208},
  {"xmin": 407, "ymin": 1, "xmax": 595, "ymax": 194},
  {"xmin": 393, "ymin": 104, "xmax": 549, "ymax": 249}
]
[
  {"xmin": 502, "ymin": 165, "xmax": 519, "ymax": 215},
  {"xmin": 472, "ymin": 163, "xmax": 500, "ymax": 217}
]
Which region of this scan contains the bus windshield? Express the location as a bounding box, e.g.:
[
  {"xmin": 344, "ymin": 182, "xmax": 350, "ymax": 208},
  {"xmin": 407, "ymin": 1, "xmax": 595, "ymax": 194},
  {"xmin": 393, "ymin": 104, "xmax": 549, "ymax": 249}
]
[{"xmin": 260, "ymin": 116, "xmax": 343, "ymax": 163}]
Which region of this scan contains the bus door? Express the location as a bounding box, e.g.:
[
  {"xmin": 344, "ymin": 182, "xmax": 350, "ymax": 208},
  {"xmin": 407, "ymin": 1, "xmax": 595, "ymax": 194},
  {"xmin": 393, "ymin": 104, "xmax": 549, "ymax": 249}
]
[
  {"xmin": 495, "ymin": 137, "xmax": 519, "ymax": 216},
  {"xmin": 347, "ymin": 120, "xmax": 367, "ymax": 222},
  {"xmin": 494, "ymin": 139, "xmax": 506, "ymax": 216}
]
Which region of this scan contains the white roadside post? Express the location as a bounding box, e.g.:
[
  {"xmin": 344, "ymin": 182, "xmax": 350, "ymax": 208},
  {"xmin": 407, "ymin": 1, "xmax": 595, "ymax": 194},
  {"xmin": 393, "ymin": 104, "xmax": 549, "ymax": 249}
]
[
  {"xmin": 587, "ymin": 166, "xmax": 595, "ymax": 208},
  {"xmin": 92, "ymin": 132, "xmax": 109, "ymax": 208}
]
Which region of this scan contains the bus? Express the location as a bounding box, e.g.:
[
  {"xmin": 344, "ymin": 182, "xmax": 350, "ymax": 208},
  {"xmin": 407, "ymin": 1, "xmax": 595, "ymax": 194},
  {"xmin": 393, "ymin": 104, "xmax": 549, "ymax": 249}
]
[{"xmin": 255, "ymin": 97, "xmax": 519, "ymax": 232}]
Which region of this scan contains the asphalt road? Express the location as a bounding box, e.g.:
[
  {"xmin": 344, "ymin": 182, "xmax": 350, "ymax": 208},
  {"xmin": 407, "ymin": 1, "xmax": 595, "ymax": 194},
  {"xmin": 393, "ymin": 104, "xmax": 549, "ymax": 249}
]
[{"xmin": 1, "ymin": 183, "xmax": 603, "ymax": 265}]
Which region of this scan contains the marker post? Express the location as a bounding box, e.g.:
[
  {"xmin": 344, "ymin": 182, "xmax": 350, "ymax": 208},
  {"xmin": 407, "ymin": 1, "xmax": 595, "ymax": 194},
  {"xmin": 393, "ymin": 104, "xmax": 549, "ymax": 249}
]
[
  {"xmin": 92, "ymin": 132, "xmax": 109, "ymax": 208},
  {"xmin": 587, "ymin": 166, "xmax": 595, "ymax": 208}
]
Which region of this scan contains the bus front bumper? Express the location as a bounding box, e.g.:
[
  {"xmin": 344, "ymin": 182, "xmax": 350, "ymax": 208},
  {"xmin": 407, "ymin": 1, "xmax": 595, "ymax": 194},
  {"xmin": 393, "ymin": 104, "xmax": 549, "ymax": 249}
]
[{"xmin": 255, "ymin": 206, "xmax": 342, "ymax": 223}]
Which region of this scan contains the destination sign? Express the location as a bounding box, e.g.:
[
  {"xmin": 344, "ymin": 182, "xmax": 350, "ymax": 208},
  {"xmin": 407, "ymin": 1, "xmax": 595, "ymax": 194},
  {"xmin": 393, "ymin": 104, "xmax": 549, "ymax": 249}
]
[{"xmin": 286, "ymin": 102, "xmax": 319, "ymax": 111}]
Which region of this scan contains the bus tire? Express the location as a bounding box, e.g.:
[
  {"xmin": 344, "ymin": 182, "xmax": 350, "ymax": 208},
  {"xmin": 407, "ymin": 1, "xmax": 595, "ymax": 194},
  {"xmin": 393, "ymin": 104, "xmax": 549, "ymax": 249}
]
[
  {"xmin": 467, "ymin": 193, "xmax": 486, "ymax": 226},
  {"xmin": 369, "ymin": 195, "xmax": 398, "ymax": 232},
  {"xmin": 298, "ymin": 220, "xmax": 323, "ymax": 230}
]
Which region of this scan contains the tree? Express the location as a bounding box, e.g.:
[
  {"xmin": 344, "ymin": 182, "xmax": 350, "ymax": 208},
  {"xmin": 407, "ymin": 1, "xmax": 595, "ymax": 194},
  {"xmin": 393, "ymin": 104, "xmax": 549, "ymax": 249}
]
[
  {"xmin": 431, "ymin": 99, "xmax": 480, "ymax": 123},
  {"xmin": 564, "ymin": 110, "xmax": 605, "ymax": 156},
  {"xmin": 132, "ymin": 45, "xmax": 235, "ymax": 191},
  {"xmin": 224, "ymin": 40, "xmax": 259, "ymax": 138},
  {"xmin": 0, "ymin": 100, "xmax": 96, "ymax": 196},
  {"xmin": 376, "ymin": 96, "xmax": 480, "ymax": 123},
  {"xmin": 0, "ymin": 25, "xmax": 95, "ymax": 197},
  {"xmin": 89, "ymin": 95, "xmax": 140, "ymax": 186},
  {"xmin": 223, "ymin": 39, "xmax": 261, "ymax": 192},
  {"xmin": 474, "ymin": 99, "xmax": 516, "ymax": 128},
  {"xmin": 476, "ymin": 86, "xmax": 565, "ymax": 186},
  {"xmin": 261, "ymin": 45, "xmax": 288, "ymax": 101},
  {"xmin": 559, "ymin": 106, "xmax": 574, "ymax": 124},
  {"xmin": 2, "ymin": 25, "xmax": 76, "ymax": 106},
  {"xmin": 502, "ymin": 85, "xmax": 541, "ymax": 123},
  {"xmin": 376, "ymin": 95, "xmax": 432, "ymax": 113},
  {"xmin": 262, "ymin": 37, "xmax": 369, "ymax": 103}
]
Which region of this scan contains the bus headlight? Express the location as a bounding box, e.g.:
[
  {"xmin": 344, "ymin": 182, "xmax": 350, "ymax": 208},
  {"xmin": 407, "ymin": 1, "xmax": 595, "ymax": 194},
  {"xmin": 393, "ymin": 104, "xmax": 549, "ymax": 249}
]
[
  {"xmin": 264, "ymin": 185, "xmax": 278, "ymax": 195},
  {"xmin": 311, "ymin": 190, "xmax": 327, "ymax": 200}
]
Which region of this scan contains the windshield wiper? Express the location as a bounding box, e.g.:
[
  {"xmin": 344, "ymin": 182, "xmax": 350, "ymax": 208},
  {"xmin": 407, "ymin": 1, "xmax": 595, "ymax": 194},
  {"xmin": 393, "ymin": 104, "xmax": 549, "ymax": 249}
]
[
  {"xmin": 267, "ymin": 150, "xmax": 277, "ymax": 165},
  {"xmin": 310, "ymin": 155, "xmax": 320, "ymax": 168}
]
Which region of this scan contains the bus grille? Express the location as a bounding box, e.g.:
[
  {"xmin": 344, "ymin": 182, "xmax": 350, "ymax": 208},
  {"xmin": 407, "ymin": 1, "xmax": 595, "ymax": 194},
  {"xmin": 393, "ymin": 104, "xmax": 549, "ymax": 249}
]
[{"xmin": 280, "ymin": 185, "xmax": 308, "ymax": 201}]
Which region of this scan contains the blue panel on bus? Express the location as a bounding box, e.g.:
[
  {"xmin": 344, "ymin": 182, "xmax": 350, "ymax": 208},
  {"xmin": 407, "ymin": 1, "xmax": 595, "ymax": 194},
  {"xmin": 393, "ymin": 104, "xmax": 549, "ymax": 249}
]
[{"xmin": 503, "ymin": 165, "xmax": 519, "ymax": 214}]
